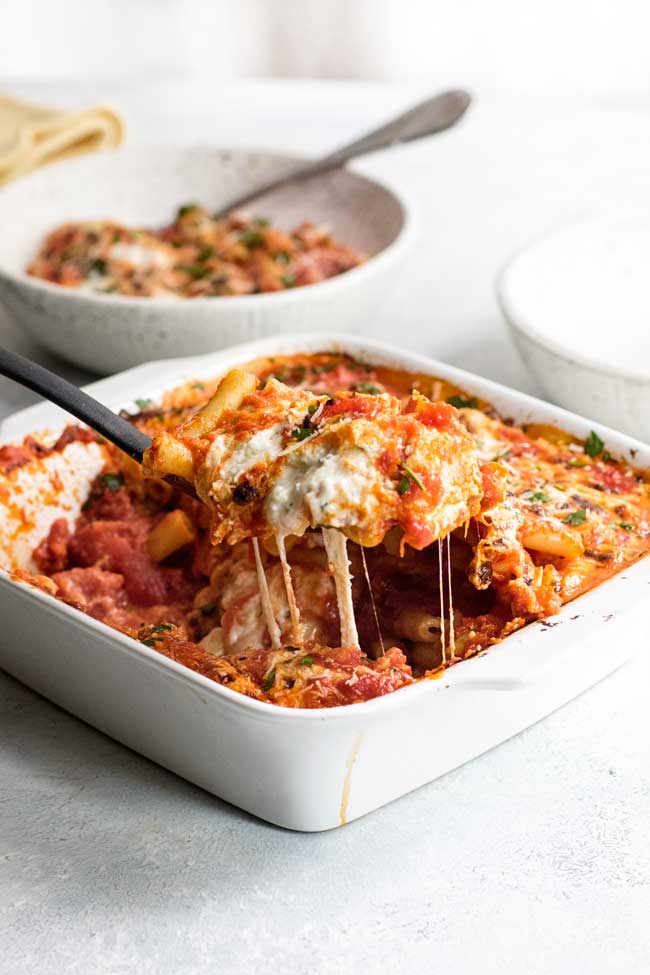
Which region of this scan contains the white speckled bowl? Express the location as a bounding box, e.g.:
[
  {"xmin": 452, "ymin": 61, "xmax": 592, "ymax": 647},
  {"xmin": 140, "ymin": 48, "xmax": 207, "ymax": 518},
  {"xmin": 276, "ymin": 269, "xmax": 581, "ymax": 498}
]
[
  {"xmin": 498, "ymin": 217, "xmax": 650, "ymax": 444},
  {"xmin": 0, "ymin": 146, "xmax": 413, "ymax": 374}
]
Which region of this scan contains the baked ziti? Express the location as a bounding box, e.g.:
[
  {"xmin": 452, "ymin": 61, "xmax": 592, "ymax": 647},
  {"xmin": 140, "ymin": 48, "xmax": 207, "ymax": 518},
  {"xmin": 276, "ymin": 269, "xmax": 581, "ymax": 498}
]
[{"xmin": 3, "ymin": 352, "xmax": 649, "ymax": 708}]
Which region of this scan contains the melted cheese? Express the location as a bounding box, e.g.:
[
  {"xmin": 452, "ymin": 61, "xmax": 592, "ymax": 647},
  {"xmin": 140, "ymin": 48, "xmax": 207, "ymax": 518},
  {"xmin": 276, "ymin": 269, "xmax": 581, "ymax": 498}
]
[
  {"xmin": 275, "ymin": 532, "xmax": 302, "ymax": 643},
  {"xmin": 108, "ymin": 241, "xmax": 171, "ymax": 269},
  {"xmin": 360, "ymin": 544, "xmax": 384, "ymax": 656},
  {"xmin": 252, "ymin": 538, "xmax": 281, "ymax": 649},
  {"xmin": 265, "ymin": 442, "xmax": 390, "ymax": 538},
  {"xmin": 322, "ymin": 527, "xmax": 359, "ymax": 649},
  {"xmin": 206, "ymin": 424, "xmax": 284, "ymax": 490}
]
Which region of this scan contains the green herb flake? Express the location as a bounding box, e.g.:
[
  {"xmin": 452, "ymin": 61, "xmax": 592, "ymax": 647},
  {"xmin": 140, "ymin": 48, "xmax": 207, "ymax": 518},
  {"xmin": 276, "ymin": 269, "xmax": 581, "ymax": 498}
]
[
  {"xmin": 291, "ymin": 426, "xmax": 313, "ymax": 442},
  {"xmin": 175, "ymin": 264, "xmax": 211, "ymax": 280},
  {"xmin": 522, "ymin": 488, "xmax": 549, "ymax": 503},
  {"xmin": 100, "ymin": 472, "xmax": 124, "ymax": 492},
  {"xmin": 262, "ymin": 668, "xmax": 276, "ymax": 692},
  {"xmin": 300, "ymin": 655, "xmax": 313, "ymax": 666},
  {"xmin": 197, "ymin": 244, "xmax": 214, "ymax": 261},
  {"xmin": 281, "ymin": 273, "xmax": 297, "ymax": 288},
  {"xmin": 275, "ymin": 251, "xmax": 291, "ymax": 264},
  {"xmin": 307, "ymin": 404, "xmax": 317, "ymax": 414},
  {"xmin": 563, "ymin": 508, "xmax": 587, "ymax": 526},
  {"xmin": 618, "ymin": 522, "xmax": 635, "ymax": 531},
  {"xmin": 135, "ymin": 398, "xmax": 152, "ymax": 410},
  {"xmin": 192, "ymin": 382, "xmax": 205, "ymax": 391},
  {"xmin": 200, "ymin": 601, "xmax": 216, "ymax": 616},
  {"xmin": 355, "ymin": 382, "xmax": 382, "ymax": 395},
  {"xmin": 240, "ymin": 228, "xmax": 265, "ymax": 249},
  {"xmin": 254, "ymin": 217, "xmax": 271, "ymax": 228},
  {"xmin": 397, "ymin": 476, "xmax": 411, "ymax": 496},
  {"xmin": 142, "ymin": 638, "xmax": 158, "ymax": 647},
  {"xmin": 313, "ymin": 360, "xmax": 338, "ymax": 374},
  {"xmin": 89, "ymin": 257, "xmax": 107, "ymax": 275},
  {"xmin": 584, "ymin": 431, "xmax": 605, "ymax": 458},
  {"xmin": 399, "ymin": 462, "xmax": 425, "ymax": 491},
  {"xmin": 151, "ymin": 623, "xmax": 173, "ymax": 633},
  {"xmin": 568, "ymin": 459, "xmax": 587, "ymax": 468},
  {"xmin": 177, "ymin": 203, "xmax": 200, "ymax": 219},
  {"xmin": 447, "ymin": 395, "xmax": 479, "ymax": 410}
]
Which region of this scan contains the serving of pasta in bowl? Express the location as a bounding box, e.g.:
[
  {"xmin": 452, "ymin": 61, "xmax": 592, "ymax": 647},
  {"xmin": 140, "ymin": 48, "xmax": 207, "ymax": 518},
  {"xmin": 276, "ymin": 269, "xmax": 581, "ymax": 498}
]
[
  {"xmin": 1, "ymin": 334, "xmax": 649, "ymax": 830},
  {"xmin": 0, "ymin": 147, "xmax": 411, "ymax": 374}
]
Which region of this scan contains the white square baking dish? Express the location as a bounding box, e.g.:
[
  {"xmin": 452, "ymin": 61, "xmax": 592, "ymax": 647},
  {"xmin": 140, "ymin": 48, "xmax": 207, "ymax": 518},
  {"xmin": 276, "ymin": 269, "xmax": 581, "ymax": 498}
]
[{"xmin": 1, "ymin": 334, "xmax": 648, "ymax": 832}]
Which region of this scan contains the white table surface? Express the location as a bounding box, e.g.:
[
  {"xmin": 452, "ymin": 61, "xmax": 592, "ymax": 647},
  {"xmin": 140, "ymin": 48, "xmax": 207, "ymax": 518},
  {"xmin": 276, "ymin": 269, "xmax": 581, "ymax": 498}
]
[{"xmin": 1, "ymin": 79, "xmax": 649, "ymax": 975}]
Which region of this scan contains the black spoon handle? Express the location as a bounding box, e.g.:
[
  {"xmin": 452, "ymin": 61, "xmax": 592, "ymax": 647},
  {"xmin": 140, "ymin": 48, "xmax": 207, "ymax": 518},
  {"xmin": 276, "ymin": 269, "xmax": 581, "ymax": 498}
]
[{"xmin": 0, "ymin": 345, "xmax": 151, "ymax": 461}]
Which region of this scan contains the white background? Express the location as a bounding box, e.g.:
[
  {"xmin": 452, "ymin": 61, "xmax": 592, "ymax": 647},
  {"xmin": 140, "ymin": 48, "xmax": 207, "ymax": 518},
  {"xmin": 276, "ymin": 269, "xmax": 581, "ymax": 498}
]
[{"xmin": 2, "ymin": 0, "xmax": 650, "ymax": 95}]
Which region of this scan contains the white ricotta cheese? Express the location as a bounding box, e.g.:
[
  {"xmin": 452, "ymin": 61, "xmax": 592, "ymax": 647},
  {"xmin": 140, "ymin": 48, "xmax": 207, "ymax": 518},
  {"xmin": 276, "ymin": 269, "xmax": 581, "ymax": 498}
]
[
  {"xmin": 108, "ymin": 241, "xmax": 171, "ymax": 270},
  {"xmin": 207, "ymin": 424, "xmax": 284, "ymax": 491}
]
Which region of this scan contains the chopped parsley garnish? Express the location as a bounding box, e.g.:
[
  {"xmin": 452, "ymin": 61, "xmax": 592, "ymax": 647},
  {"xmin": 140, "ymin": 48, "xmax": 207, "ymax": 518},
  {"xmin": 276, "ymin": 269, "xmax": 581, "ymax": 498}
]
[
  {"xmin": 197, "ymin": 244, "xmax": 214, "ymax": 261},
  {"xmin": 355, "ymin": 382, "xmax": 382, "ymax": 395},
  {"xmin": 281, "ymin": 273, "xmax": 297, "ymax": 288},
  {"xmin": 275, "ymin": 251, "xmax": 291, "ymax": 264},
  {"xmin": 175, "ymin": 264, "xmax": 211, "ymax": 280},
  {"xmin": 89, "ymin": 257, "xmax": 107, "ymax": 275},
  {"xmin": 135, "ymin": 398, "xmax": 152, "ymax": 410},
  {"xmin": 398, "ymin": 462, "xmax": 425, "ymax": 493},
  {"xmin": 563, "ymin": 508, "xmax": 587, "ymax": 526},
  {"xmin": 262, "ymin": 668, "xmax": 276, "ymax": 692},
  {"xmin": 522, "ymin": 488, "xmax": 549, "ymax": 503},
  {"xmin": 199, "ymin": 602, "xmax": 216, "ymax": 616},
  {"xmin": 307, "ymin": 404, "xmax": 317, "ymax": 414},
  {"xmin": 313, "ymin": 360, "xmax": 339, "ymax": 374},
  {"xmin": 300, "ymin": 655, "xmax": 313, "ymax": 666},
  {"xmin": 584, "ymin": 431, "xmax": 605, "ymax": 458},
  {"xmin": 291, "ymin": 426, "xmax": 313, "ymax": 442},
  {"xmin": 151, "ymin": 623, "xmax": 173, "ymax": 633},
  {"xmin": 192, "ymin": 382, "xmax": 205, "ymax": 391},
  {"xmin": 239, "ymin": 228, "xmax": 265, "ymax": 249},
  {"xmin": 447, "ymin": 395, "xmax": 479, "ymax": 409},
  {"xmin": 618, "ymin": 522, "xmax": 634, "ymax": 531},
  {"xmin": 254, "ymin": 217, "xmax": 271, "ymax": 228},
  {"xmin": 177, "ymin": 203, "xmax": 199, "ymax": 219},
  {"xmin": 142, "ymin": 638, "xmax": 158, "ymax": 647},
  {"xmin": 100, "ymin": 472, "xmax": 124, "ymax": 492}
]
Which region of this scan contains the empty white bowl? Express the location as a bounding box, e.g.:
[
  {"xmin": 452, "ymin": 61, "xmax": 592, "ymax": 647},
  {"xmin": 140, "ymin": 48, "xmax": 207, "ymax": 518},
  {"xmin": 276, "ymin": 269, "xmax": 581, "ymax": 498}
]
[
  {"xmin": 0, "ymin": 146, "xmax": 413, "ymax": 374},
  {"xmin": 498, "ymin": 217, "xmax": 650, "ymax": 443}
]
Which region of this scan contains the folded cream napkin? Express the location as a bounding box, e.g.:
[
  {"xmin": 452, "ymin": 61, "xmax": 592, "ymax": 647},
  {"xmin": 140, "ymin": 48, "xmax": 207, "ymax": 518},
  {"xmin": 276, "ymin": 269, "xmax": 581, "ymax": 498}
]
[{"xmin": 0, "ymin": 94, "xmax": 124, "ymax": 185}]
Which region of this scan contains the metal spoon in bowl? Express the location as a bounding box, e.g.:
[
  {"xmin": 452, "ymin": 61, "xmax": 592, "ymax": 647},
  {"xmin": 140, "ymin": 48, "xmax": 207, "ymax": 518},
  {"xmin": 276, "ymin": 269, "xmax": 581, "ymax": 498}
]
[{"xmin": 213, "ymin": 89, "xmax": 471, "ymax": 217}]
